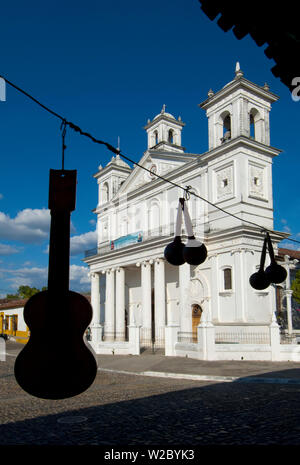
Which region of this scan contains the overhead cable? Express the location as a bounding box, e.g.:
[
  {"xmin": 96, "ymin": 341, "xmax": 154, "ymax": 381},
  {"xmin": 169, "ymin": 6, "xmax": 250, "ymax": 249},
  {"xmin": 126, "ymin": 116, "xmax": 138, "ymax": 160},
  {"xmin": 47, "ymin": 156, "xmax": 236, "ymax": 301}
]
[{"xmin": 1, "ymin": 74, "xmax": 299, "ymax": 246}]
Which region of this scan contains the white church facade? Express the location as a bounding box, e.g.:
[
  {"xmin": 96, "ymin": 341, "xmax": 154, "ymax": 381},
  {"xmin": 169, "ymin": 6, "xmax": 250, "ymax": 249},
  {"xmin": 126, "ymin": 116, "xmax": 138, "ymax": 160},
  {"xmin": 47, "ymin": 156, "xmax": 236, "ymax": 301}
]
[{"xmin": 84, "ymin": 64, "xmax": 300, "ymax": 362}]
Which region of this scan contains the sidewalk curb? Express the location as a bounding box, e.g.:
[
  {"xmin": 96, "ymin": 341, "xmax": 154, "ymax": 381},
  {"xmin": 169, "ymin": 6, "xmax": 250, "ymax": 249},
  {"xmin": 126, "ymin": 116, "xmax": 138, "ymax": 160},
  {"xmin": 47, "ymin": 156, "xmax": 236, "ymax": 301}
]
[{"xmin": 98, "ymin": 367, "xmax": 300, "ymax": 385}]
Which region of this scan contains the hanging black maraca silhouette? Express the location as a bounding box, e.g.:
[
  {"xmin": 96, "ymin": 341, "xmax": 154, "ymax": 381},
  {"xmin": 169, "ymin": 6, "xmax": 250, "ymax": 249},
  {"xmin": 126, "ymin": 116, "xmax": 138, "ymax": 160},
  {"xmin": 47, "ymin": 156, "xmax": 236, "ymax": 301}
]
[
  {"xmin": 164, "ymin": 198, "xmax": 186, "ymax": 266},
  {"xmin": 181, "ymin": 198, "xmax": 207, "ymax": 266},
  {"xmin": 264, "ymin": 232, "xmax": 287, "ymax": 284},
  {"xmin": 249, "ymin": 235, "xmax": 271, "ymax": 290}
]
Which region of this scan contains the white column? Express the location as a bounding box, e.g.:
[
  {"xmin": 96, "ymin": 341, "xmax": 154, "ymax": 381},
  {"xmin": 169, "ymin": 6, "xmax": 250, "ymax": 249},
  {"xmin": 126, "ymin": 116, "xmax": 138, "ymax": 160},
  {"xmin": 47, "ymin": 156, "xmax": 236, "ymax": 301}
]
[
  {"xmin": 179, "ymin": 262, "xmax": 191, "ymax": 335},
  {"xmin": 283, "ymin": 259, "xmax": 293, "ymax": 335},
  {"xmin": 141, "ymin": 260, "xmax": 152, "ymax": 342},
  {"xmin": 154, "ymin": 258, "xmax": 166, "ymax": 344},
  {"xmin": 285, "ymin": 290, "xmax": 293, "ymax": 335},
  {"xmin": 115, "ymin": 267, "xmax": 126, "ymax": 340},
  {"xmin": 105, "ymin": 268, "xmax": 115, "ymax": 341},
  {"xmin": 90, "ymin": 272, "xmax": 100, "ymax": 326},
  {"xmin": 90, "ymin": 272, "xmax": 103, "ymax": 343},
  {"xmin": 270, "ymin": 311, "xmax": 281, "ymax": 361}
]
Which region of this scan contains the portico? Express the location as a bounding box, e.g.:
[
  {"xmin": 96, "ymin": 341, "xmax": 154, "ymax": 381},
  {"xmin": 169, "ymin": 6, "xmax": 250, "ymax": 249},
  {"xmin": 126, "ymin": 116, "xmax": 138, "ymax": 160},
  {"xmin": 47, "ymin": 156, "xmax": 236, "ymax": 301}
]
[{"xmin": 88, "ymin": 254, "xmax": 183, "ymax": 350}]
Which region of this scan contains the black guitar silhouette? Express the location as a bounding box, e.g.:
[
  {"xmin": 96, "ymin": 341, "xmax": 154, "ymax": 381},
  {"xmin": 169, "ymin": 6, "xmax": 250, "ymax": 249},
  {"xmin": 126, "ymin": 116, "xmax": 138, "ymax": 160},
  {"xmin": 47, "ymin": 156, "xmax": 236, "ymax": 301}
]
[{"xmin": 14, "ymin": 169, "xmax": 98, "ymax": 399}]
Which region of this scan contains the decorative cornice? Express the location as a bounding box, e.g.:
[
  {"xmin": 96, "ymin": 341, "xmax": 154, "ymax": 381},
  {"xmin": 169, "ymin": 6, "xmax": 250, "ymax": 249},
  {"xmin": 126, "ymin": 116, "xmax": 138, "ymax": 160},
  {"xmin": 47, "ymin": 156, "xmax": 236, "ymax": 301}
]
[
  {"xmin": 197, "ymin": 136, "xmax": 281, "ymax": 166},
  {"xmin": 199, "ymin": 76, "xmax": 279, "ymax": 110},
  {"xmin": 93, "ymin": 161, "xmax": 132, "ymax": 180},
  {"xmin": 144, "ymin": 114, "xmax": 185, "ymax": 129}
]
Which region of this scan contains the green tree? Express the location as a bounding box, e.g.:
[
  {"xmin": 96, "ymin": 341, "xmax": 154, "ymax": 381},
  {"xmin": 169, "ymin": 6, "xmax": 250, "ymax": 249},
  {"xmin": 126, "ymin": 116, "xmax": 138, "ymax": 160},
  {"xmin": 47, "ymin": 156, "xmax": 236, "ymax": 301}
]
[
  {"xmin": 6, "ymin": 293, "xmax": 19, "ymax": 300},
  {"xmin": 5, "ymin": 285, "xmax": 47, "ymax": 300},
  {"xmin": 291, "ymin": 270, "xmax": 300, "ymax": 304},
  {"xmin": 17, "ymin": 285, "xmax": 40, "ymax": 299}
]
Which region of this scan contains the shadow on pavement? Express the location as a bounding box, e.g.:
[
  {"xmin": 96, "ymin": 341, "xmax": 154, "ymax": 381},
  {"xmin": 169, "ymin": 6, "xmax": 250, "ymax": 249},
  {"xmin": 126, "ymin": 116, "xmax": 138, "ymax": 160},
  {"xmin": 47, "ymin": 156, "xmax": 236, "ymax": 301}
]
[{"xmin": 1, "ymin": 368, "xmax": 300, "ymax": 446}]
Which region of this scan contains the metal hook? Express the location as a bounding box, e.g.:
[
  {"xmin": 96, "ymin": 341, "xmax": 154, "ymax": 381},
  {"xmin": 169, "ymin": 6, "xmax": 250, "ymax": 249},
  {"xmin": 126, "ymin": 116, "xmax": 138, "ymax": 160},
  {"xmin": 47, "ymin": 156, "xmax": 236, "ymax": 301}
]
[{"xmin": 184, "ymin": 186, "xmax": 192, "ymax": 201}]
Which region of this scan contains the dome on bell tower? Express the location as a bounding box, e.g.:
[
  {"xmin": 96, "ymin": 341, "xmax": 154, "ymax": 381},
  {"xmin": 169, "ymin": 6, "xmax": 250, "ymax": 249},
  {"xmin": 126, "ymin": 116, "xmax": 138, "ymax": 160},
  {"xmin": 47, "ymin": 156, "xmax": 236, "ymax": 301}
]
[{"xmin": 153, "ymin": 104, "xmax": 176, "ymax": 121}]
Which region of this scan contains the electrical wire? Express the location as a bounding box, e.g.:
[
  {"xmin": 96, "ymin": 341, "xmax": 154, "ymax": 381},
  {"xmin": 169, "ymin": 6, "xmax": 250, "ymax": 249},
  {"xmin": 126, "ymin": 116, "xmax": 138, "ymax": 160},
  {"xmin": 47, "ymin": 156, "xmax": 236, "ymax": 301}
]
[
  {"xmin": 1, "ymin": 74, "xmax": 300, "ymax": 246},
  {"xmin": 119, "ymin": 152, "xmax": 272, "ymax": 232}
]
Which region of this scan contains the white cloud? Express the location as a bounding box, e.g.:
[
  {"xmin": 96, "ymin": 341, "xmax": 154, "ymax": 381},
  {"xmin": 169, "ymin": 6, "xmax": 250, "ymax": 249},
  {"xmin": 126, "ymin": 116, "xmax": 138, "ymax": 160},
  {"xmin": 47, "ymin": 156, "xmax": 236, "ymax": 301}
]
[
  {"xmin": 0, "ymin": 208, "xmax": 50, "ymax": 243},
  {"xmin": 283, "ymin": 225, "xmax": 291, "ymax": 234},
  {"xmin": 0, "ymin": 194, "xmax": 3, "ymax": 200},
  {"xmin": 0, "ymin": 243, "xmax": 21, "ymax": 255},
  {"xmin": 70, "ymin": 230, "xmax": 97, "ymax": 256},
  {"xmin": 280, "ymin": 219, "xmax": 292, "ymax": 234},
  {"xmin": 70, "ymin": 264, "xmax": 90, "ymax": 289},
  {"xmin": 43, "ymin": 229, "xmax": 97, "ymax": 256},
  {"xmin": 1, "ymin": 264, "xmax": 91, "ymax": 294},
  {"xmin": 1, "ymin": 266, "xmax": 48, "ymax": 291}
]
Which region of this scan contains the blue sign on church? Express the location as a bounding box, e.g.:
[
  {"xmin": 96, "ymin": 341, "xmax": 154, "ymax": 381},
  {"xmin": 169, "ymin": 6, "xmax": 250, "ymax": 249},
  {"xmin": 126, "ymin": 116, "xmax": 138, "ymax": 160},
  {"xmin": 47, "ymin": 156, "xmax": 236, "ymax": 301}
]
[{"xmin": 110, "ymin": 231, "xmax": 143, "ymax": 251}]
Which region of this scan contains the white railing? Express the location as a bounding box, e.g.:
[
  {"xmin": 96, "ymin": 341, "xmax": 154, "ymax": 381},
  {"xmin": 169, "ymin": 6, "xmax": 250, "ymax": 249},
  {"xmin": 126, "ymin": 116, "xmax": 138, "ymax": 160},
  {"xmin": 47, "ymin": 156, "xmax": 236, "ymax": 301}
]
[
  {"xmin": 215, "ymin": 331, "xmax": 270, "ymax": 345},
  {"xmin": 84, "ymin": 219, "xmax": 206, "ymax": 258}
]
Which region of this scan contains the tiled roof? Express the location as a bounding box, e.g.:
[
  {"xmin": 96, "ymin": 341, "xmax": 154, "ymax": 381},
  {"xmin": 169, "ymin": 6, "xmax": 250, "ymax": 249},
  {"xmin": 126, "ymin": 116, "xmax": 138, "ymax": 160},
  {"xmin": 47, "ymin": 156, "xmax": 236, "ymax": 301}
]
[
  {"xmin": 0, "ymin": 294, "xmax": 91, "ymax": 311},
  {"xmin": 0, "ymin": 298, "xmax": 27, "ymax": 310},
  {"xmin": 278, "ymin": 248, "xmax": 300, "ymax": 260}
]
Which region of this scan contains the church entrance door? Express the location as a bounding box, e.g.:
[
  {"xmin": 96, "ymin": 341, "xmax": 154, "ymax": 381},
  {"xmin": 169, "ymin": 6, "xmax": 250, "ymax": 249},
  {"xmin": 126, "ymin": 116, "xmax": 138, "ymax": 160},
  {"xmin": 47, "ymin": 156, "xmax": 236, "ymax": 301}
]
[{"xmin": 192, "ymin": 304, "xmax": 203, "ymax": 343}]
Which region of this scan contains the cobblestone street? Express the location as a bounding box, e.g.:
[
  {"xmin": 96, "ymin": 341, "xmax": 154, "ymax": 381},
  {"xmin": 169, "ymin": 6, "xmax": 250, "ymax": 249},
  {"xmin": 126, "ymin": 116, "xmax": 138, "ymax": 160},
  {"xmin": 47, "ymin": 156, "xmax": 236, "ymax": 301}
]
[{"xmin": 1, "ymin": 341, "xmax": 300, "ymax": 447}]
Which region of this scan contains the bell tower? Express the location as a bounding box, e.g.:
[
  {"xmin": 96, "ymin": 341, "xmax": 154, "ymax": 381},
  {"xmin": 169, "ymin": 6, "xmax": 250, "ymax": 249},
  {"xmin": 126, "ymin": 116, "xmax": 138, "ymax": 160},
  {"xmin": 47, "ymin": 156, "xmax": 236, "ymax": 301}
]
[
  {"xmin": 144, "ymin": 105, "xmax": 185, "ymax": 153},
  {"xmin": 200, "ymin": 62, "xmax": 279, "ymax": 151},
  {"xmin": 198, "ymin": 63, "xmax": 281, "ymax": 233},
  {"xmin": 94, "ymin": 154, "xmax": 132, "ymax": 207}
]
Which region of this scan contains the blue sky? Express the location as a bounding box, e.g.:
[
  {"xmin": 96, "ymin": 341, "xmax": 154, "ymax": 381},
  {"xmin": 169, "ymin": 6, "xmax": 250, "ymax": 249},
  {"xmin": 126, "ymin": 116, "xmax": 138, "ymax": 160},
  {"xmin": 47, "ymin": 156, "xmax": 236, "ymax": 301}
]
[{"xmin": 0, "ymin": 0, "xmax": 299, "ymax": 296}]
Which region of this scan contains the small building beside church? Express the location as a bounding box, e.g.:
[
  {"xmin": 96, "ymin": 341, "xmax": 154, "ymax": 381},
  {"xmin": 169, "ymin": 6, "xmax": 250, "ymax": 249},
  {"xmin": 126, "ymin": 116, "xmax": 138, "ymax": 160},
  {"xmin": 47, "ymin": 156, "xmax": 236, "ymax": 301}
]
[{"xmin": 84, "ymin": 64, "xmax": 300, "ymax": 361}]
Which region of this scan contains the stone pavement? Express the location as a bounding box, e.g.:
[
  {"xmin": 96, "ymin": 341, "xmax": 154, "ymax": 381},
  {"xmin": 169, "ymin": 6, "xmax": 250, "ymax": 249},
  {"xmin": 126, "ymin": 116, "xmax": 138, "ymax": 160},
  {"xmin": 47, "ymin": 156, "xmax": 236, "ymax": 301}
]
[
  {"xmin": 1, "ymin": 340, "xmax": 300, "ymax": 447},
  {"xmin": 96, "ymin": 349, "xmax": 300, "ymax": 384}
]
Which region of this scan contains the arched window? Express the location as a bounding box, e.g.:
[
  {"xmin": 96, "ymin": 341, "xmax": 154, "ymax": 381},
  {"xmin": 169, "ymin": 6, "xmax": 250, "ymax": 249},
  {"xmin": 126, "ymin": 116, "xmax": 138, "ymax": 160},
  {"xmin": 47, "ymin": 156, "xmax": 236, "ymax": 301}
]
[
  {"xmin": 249, "ymin": 108, "xmax": 260, "ymax": 141},
  {"xmin": 250, "ymin": 113, "xmax": 255, "ymax": 139},
  {"xmin": 103, "ymin": 182, "xmax": 109, "ymax": 203},
  {"xmin": 220, "ymin": 112, "xmax": 231, "ymax": 143},
  {"xmin": 224, "ymin": 268, "xmax": 232, "ymax": 290},
  {"xmin": 168, "ymin": 129, "xmax": 174, "ymax": 144},
  {"xmin": 223, "ymin": 115, "xmax": 231, "ymax": 140},
  {"xmin": 154, "ymin": 130, "xmax": 158, "ymax": 145}
]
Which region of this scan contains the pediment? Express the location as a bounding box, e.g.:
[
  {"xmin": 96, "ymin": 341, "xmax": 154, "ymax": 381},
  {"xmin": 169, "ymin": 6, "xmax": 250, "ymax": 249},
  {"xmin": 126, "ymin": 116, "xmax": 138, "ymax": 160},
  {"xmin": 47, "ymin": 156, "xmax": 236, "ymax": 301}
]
[{"xmin": 116, "ymin": 151, "xmax": 188, "ymax": 196}]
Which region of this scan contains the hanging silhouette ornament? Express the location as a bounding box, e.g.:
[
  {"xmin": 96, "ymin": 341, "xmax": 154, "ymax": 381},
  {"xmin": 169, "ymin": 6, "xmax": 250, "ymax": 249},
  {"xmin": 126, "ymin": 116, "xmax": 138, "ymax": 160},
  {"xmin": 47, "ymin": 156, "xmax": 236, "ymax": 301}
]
[
  {"xmin": 264, "ymin": 232, "xmax": 287, "ymax": 284},
  {"xmin": 181, "ymin": 198, "xmax": 207, "ymax": 266},
  {"xmin": 164, "ymin": 197, "xmax": 207, "ymax": 267},
  {"xmin": 249, "ymin": 235, "xmax": 271, "ymax": 290},
  {"xmin": 249, "ymin": 232, "xmax": 287, "ymax": 290},
  {"xmin": 164, "ymin": 198, "xmax": 186, "ymax": 266},
  {"xmin": 14, "ymin": 169, "xmax": 98, "ymax": 399}
]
